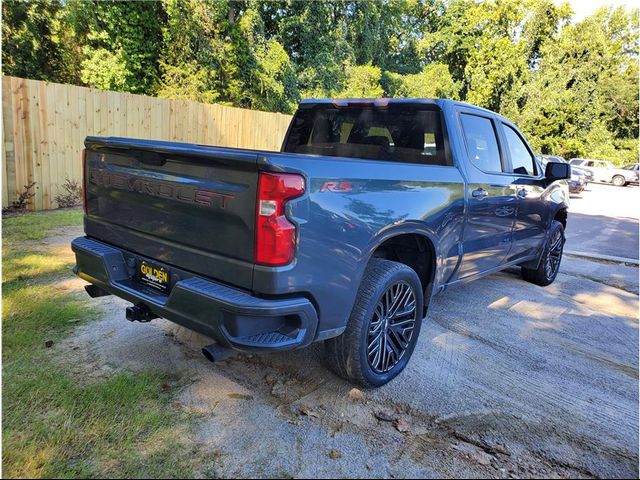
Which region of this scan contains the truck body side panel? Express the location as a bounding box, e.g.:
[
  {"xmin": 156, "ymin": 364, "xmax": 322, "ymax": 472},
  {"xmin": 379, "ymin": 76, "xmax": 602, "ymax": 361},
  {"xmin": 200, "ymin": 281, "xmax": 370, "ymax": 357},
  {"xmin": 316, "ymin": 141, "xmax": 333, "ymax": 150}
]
[{"xmin": 253, "ymin": 153, "xmax": 466, "ymax": 335}]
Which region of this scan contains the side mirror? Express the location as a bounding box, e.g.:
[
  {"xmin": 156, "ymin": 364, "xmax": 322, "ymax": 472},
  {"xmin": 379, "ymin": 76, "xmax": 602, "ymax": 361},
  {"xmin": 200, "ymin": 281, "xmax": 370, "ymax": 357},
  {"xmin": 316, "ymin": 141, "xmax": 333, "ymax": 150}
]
[{"xmin": 545, "ymin": 161, "xmax": 571, "ymax": 183}]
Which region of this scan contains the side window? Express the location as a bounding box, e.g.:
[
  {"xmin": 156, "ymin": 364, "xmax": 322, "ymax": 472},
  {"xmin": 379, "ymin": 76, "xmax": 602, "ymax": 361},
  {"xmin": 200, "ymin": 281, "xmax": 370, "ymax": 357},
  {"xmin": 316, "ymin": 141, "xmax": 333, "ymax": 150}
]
[
  {"xmin": 460, "ymin": 114, "xmax": 503, "ymax": 173},
  {"xmin": 503, "ymin": 124, "xmax": 536, "ymax": 176}
]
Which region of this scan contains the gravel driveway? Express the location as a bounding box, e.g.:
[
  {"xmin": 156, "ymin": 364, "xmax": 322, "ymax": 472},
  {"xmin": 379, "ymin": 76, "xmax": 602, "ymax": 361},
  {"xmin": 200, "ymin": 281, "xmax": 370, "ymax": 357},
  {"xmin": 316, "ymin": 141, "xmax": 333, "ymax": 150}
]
[{"xmin": 55, "ymin": 225, "xmax": 638, "ymax": 478}]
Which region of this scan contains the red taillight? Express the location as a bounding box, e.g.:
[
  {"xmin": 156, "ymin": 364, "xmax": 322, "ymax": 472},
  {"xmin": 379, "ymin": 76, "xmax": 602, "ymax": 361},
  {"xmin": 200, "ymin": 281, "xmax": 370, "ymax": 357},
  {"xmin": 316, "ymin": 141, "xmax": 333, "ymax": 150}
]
[
  {"xmin": 255, "ymin": 172, "xmax": 305, "ymax": 266},
  {"xmin": 81, "ymin": 148, "xmax": 87, "ymax": 214}
]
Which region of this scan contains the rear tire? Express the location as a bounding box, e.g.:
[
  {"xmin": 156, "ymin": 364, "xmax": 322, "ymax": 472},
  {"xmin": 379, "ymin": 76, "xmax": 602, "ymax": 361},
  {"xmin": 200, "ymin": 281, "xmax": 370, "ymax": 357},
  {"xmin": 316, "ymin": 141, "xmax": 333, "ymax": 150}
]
[
  {"xmin": 612, "ymin": 175, "xmax": 626, "ymax": 187},
  {"xmin": 521, "ymin": 220, "xmax": 565, "ymax": 286},
  {"xmin": 324, "ymin": 259, "xmax": 423, "ymax": 387}
]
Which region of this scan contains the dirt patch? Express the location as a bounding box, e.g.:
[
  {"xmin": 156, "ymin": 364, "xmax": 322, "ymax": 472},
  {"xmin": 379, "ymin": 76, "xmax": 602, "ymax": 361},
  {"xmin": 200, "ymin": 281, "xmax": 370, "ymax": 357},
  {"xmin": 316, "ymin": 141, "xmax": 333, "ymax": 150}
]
[{"xmin": 32, "ymin": 225, "xmax": 84, "ymax": 250}]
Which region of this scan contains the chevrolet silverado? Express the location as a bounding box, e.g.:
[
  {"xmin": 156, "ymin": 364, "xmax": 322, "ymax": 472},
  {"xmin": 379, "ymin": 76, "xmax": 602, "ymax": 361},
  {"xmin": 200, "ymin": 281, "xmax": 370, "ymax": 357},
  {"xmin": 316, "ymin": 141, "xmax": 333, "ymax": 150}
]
[{"xmin": 72, "ymin": 99, "xmax": 571, "ymax": 387}]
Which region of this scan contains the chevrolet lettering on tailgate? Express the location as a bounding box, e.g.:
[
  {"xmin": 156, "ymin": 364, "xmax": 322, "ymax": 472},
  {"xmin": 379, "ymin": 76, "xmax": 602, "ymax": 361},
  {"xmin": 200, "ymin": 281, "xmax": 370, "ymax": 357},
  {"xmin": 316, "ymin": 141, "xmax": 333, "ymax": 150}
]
[{"xmin": 89, "ymin": 168, "xmax": 234, "ymax": 209}]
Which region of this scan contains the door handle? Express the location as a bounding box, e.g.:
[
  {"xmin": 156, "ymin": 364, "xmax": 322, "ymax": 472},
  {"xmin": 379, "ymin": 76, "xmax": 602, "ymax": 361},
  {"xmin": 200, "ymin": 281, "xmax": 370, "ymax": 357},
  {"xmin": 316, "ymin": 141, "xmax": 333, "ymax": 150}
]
[
  {"xmin": 472, "ymin": 188, "xmax": 488, "ymax": 199},
  {"xmin": 517, "ymin": 188, "xmax": 528, "ymax": 198}
]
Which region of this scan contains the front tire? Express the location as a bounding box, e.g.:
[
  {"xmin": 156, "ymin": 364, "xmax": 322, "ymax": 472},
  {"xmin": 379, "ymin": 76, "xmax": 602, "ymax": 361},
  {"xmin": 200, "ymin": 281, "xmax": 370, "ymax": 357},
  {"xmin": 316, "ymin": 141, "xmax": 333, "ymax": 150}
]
[
  {"xmin": 612, "ymin": 175, "xmax": 626, "ymax": 187},
  {"xmin": 521, "ymin": 220, "xmax": 565, "ymax": 286},
  {"xmin": 324, "ymin": 259, "xmax": 423, "ymax": 388}
]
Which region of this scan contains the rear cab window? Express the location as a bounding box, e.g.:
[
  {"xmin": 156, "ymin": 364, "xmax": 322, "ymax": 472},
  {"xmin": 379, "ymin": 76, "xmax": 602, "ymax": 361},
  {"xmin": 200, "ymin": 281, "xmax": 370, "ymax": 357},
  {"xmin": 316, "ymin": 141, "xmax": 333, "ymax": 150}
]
[{"xmin": 283, "ymin": 103, "xmax": 450, "ymax": 166}]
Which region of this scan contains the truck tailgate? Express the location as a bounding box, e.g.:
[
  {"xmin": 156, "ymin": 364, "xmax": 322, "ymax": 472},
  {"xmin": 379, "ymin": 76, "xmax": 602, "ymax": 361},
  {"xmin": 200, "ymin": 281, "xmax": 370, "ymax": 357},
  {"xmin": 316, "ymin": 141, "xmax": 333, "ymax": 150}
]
[{"xmin": 83, "ymin": 137, "xmax": 259, "ymax": 290}]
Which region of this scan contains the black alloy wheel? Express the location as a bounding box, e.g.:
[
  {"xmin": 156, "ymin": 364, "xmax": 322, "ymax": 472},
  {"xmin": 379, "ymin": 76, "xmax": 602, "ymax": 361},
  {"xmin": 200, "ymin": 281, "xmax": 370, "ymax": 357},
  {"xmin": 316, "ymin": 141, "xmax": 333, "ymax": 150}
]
[
  {"xmin": 367, "ymin": 281, "xmax": 417, "ymax": 373},
  {"xmin": 544, "ymin": 227, "xmax": 564, "ymax": 281}
]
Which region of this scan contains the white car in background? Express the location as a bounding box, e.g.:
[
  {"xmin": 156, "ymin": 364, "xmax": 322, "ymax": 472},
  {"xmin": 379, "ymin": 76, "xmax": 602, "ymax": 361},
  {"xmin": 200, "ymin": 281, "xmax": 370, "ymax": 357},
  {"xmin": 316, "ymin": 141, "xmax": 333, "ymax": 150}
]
[
  {"xmin": 568, "ymin": 158, "xmax": 636, "ymax": 187},
  {"xmin": 621, "ymin": 163, "xmax": 639, "ymax": 185},
  {"xmin": 540, "ymin": 154, "xmax": 593, "ymax": 183}
]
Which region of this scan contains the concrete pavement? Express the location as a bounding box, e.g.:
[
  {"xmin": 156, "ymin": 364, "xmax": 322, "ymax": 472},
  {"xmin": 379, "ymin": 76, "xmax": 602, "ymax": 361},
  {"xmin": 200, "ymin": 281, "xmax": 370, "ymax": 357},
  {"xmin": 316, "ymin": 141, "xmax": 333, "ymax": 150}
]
[{"xmin": 565, "ymin": 183, "xmax": 639, "ymax": 260}]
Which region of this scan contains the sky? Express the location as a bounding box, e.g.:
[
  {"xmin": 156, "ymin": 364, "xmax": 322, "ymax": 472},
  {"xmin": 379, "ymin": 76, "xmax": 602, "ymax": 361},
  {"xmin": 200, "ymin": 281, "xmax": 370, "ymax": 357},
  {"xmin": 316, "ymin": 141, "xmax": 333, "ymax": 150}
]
[{"xmin": 562, "ymin": 0, "xmax": 638, "ymax": 21}]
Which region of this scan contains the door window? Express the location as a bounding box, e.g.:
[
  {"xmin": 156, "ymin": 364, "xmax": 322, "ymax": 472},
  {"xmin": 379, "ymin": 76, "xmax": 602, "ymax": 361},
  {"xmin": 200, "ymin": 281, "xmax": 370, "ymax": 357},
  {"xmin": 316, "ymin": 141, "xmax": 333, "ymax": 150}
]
[
  {"xmin": 460, "ymin": 114, "xmax": 503, "ymax": 173},
  {"xmin": 503, "ymin": 125, "xmax": 536, "ymax": 176}
]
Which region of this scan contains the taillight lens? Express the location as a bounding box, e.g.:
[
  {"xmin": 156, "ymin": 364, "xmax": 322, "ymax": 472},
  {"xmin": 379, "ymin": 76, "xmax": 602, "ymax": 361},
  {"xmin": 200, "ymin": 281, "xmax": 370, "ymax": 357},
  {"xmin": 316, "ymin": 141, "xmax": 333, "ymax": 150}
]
[
  {"xmin": 81, "ymin": 148, "xmax": 87, "ymax": 214},
  {"xmin": 255, "ymin": 172, "xmax": 305, "ymax": 266}
]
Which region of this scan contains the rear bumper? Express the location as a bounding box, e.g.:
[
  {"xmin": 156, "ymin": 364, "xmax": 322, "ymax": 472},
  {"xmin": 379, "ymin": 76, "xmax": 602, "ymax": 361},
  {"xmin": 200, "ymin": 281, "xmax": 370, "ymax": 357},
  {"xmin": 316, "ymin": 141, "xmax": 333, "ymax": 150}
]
[{"xmin": 71, "ymin": 236, "xmax": 318, "ymax": 352}]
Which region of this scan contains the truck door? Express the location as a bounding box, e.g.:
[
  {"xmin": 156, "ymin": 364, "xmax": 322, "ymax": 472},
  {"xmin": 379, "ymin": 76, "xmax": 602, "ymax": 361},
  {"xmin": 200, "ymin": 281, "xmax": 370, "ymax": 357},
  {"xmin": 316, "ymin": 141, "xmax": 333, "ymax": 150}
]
[
  {"xmin": 456, "ymin": 112, "xmax": 516, "ymax": 278},
  {"xmin": 498, "ymin": 122, "xmax": 547, "ymax": 261}
]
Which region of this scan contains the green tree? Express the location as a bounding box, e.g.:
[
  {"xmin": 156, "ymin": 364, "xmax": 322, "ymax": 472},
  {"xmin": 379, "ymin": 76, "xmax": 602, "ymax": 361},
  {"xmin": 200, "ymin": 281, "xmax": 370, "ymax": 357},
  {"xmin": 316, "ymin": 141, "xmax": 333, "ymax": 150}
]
[
  {"xmin": 0, "ymin": 0, "xmax": 637, "ymax": 162},
  {"xmin": 338, "ymin": 64, "xmax": 384, "ymax": 98},
  {"xmin": 73, "ymin": 0, "xmax": 164, "ymax": 94},
  {"xmin": 158, "ymin": 0, "xmax": 236, "ymax": 103},
  {"xmin": 384, "ymin": 63, "xmax": 460, "ymax": 99},
  {"xmin": 347, "ymin": 0, "xmax": 427, "ymax": 74},
  {"xmin": 234, "ymin": 7, "xmax": 299, "ymax": 111},
  {"xmin": 279, "ymin": 0, "xmax": 353, "ymax": 97},
  {"xmin": 421, "ymin": 0, "xmax": 528, "ymax": 110},
  {"xmin": 158, "ymin": 1, "xmax": 298, "ymax": 112},
  {"xmin": 511, "ymin": 6, "xmax": 639, "ymax": 163},
  {"xmin": 1, "ymin": 0, "xmax": 78, "ymax": 82}
]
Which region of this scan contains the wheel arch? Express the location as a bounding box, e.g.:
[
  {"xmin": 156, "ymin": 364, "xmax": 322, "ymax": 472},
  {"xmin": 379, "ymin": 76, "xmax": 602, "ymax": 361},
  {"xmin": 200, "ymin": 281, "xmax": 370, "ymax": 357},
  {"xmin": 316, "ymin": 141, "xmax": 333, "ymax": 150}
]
[
  {"xmin": 553, "ymin": 207, "xmax": 568, "ymax": 229},
  {"xmin": 364, "ymin": 225, "xmax": 440, "ymax": 313}
]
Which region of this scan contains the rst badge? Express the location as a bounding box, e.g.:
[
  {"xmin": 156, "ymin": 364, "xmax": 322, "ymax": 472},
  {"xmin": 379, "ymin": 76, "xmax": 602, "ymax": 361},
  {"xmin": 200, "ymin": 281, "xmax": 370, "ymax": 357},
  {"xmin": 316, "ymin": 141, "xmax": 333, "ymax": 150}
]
[{"xmin": 320, "ymin": 180, "xmax": 352, "ymax": 192}]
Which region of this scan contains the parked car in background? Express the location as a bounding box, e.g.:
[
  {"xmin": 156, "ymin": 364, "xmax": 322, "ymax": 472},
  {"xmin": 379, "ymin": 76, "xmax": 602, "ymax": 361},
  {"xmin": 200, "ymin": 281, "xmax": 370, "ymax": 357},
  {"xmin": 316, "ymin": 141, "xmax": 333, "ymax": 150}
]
[
  {"xmin": 569, "ymin": 158, "xmax": 635, "ymax": 186},
  {"xmin": 621, "ymin": 163, "xmax": 639, "ymax": 185},
  {"xmin": 541, "ymin": 155, "xmax": 593, "ymax": 183},
  {"xmin": 566, "ymin": 170, "xmax": 586, "ymax": 194},
  {"xmin": 538, "ymin": 155, "xmax": 585, "ymax": 194}
]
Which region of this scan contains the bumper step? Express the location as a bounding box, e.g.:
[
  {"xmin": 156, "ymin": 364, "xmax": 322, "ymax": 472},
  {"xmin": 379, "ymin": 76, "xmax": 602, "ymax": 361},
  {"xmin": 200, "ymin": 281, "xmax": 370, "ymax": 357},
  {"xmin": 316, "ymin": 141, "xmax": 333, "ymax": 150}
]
[{"xmin": 237, "ymin": 331, "xmax": 298, "ymax": 348}]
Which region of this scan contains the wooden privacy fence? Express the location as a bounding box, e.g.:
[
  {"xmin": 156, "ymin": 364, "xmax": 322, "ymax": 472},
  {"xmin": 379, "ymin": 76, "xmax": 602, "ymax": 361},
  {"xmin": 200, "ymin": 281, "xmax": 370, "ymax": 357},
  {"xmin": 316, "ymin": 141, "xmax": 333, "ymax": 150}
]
[{"xmin": 2, "ymin": 76, "xmax": 293, "ymax": 211}]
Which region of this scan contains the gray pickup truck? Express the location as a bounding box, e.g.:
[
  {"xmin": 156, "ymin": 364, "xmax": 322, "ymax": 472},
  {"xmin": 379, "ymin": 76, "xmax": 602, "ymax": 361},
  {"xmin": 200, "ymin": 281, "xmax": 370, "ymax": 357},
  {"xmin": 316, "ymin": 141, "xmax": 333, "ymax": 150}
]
[{"xmin": 72, "ymin": 99, "xmax": 571, "ymax": 387}]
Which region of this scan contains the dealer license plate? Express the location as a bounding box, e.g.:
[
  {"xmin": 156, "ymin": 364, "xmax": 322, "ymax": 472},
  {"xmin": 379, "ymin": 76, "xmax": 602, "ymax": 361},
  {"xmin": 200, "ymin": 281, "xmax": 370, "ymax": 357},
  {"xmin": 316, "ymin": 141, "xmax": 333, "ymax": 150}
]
[{"xmin": 139, "ymin": 260, "xmax": 170, "ymax": 293}]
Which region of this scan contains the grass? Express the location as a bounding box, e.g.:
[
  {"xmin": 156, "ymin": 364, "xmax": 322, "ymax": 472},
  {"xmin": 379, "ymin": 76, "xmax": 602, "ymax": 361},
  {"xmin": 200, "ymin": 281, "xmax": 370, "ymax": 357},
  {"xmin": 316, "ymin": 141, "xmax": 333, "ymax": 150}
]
[
  {"xmin": 3, "ymin": 208, "xmax": 83, "ymax": 243},
  {"xmin": 2, "ymin": 210, "xmax": 199, "ymax": 478}
]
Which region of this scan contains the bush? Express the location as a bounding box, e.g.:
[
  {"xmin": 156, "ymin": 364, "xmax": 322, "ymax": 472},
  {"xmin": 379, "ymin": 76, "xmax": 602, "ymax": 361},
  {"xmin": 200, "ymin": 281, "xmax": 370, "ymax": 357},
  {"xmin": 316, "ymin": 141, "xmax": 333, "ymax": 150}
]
[
  {"xmin": 54, "ymin": 178, "xmax": 82, "ymax": 208},
  {"xmin": 2, "ymin": 181, "xmax": 37, "ymax": 215}
]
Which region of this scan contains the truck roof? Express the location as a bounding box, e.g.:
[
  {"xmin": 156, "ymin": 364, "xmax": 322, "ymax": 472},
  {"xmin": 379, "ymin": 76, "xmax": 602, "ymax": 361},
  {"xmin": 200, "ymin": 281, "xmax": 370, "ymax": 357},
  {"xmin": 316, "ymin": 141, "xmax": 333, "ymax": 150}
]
[
  {"xmin": 299, "ymin": 97, "xmax": 500, "ymax": 116},
  {"xmin": 299, "ymin": 98, "xmax": 440, "ymax": 106}
]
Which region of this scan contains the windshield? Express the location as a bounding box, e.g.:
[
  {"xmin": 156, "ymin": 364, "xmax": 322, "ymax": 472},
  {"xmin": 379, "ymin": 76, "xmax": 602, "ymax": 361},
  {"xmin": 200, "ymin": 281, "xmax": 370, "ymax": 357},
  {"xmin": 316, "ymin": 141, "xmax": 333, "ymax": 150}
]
[{"xmin": 283, "ymin": 104, "xmax": 449, "ymax": 166}]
